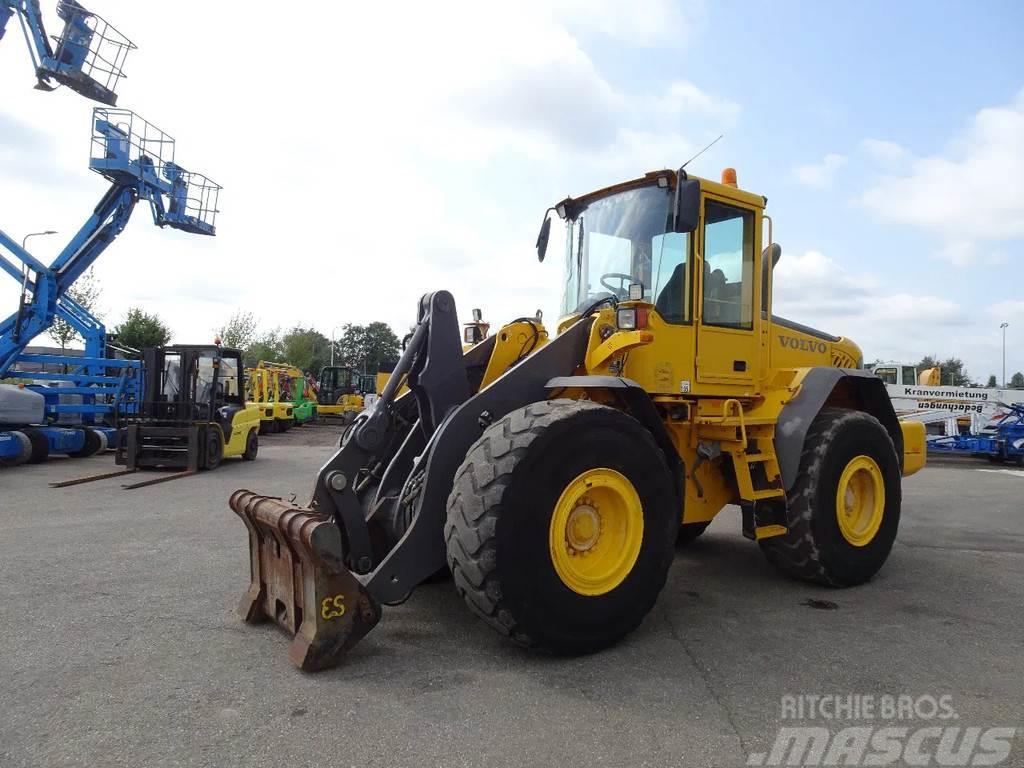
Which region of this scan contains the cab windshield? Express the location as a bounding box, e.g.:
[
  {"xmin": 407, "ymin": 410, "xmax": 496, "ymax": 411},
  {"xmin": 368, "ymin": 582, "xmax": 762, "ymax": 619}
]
[{"xmin": 560, "ymin": 184, "xmax": 691, "ymax": 323}]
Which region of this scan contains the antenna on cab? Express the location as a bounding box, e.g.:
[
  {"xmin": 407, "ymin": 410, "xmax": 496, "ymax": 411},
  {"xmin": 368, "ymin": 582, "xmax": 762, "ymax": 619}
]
[{"xmin": 680, "ymin": 134, "xmax": 724, "ymax": 170}]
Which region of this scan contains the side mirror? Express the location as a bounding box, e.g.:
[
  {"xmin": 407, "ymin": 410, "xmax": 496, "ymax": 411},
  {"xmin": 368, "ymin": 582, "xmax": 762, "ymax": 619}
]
[
  {"xmin": 673, "ymin": 178, "xmax": 701, "ymax": 233},
  {"xmin": 536, "ymin": 216, "xmax": 552, "ymax": 262}
]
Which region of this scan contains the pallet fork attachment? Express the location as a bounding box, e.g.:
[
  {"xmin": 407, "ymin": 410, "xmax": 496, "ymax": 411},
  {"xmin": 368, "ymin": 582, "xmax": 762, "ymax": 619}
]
[{"xmin": 231, "ymin": 491, "xmax": 381, "ymax": 671}]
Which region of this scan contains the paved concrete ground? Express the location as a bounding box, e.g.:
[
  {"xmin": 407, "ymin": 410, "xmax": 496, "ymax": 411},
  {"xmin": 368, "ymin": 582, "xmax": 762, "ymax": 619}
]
[{"xmin": 1, "ymin": 426, "xmax": 1022, "ymax": 767}]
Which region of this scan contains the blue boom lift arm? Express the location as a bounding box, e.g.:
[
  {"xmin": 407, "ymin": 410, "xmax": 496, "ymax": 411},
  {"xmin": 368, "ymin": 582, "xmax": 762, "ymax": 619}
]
[
  {"xmin": 0, "ymin": 0, "xmax": 134, "ymax": 105},
  {"xmin": 0, "ymin": 108, "xmax": 221, "ymax": 380}
]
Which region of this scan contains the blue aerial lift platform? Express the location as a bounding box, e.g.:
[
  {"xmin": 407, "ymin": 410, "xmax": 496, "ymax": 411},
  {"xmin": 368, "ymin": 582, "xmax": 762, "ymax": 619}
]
[
  {"xmin": 0, "ymin": 0, "xmax": 134, "ymax": 105},
  {"xmin": 0, "ymin": 109, "xmax": 221, "ymax": 466}
]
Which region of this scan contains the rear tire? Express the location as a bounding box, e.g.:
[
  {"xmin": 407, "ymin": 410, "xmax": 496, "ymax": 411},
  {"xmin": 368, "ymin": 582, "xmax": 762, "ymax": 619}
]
[
  {"xmin": 69, "ymin": 427, "xmax": 103, "ymax": 458},
  {"xmin": 445, "ymin": 399, "xmax": 677, "ymax": 654},
  {"xmin": 242, "ymin": 430, "xmax": 258, "ymax": 461},
  {"xmin": 759, "ymin": 408, "xmax": 901, "ymax": 587}
]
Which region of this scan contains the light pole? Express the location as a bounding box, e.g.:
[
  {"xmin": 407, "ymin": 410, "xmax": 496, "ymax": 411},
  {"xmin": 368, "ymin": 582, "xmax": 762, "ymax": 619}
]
[
  {"xmin": 21, "ymin": 230, "xmax": 57, "ymax": 251},
  {"xmin": 330, "ymin": 325, "xmax": 344, "ymax": 367},
  {"xmin": 1001, "ymin": 322, "xmax": 1009, "ymax": 388},
  {"xmin": 17, "ymin": 230, "xmax": 58, "ymax": 305}
]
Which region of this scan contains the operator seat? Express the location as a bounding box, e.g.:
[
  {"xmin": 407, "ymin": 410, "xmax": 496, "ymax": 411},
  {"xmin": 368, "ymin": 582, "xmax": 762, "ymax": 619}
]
[{"xmin": 655, "ymin": 263, "xmax": 687, "ymax": 323}]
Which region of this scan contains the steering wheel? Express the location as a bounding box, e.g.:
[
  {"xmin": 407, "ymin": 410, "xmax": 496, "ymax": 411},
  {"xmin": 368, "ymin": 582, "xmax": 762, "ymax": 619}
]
[{"xmin": 599, "ymin": 272, "xmax": 634, "ymax": 297}]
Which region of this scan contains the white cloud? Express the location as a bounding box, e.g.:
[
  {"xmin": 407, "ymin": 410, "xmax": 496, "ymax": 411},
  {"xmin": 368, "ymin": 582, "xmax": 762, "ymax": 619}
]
[
  {"xmin": 861, "ymin": 89, "xmax": 1024, "ymax": 265},
  {"xmin": 657, "ymin": 81, "xmax": 740, "ymax": 123},
  {"xmin": 792, "ymin": 153, "xmax": 847, "ymax": 187},
  {"xmin": 0, "ymin": 0, "xmax": 726, "ymax": 352},
  {"xmin": 933, "ymin": 241, "xmax": 1008, "ymax": 267},
  {"xmin": 861, "ymin": 138, "xmax": 907, "ymax": 164},
  {"xmin": 551, "ymin": 0, "xmax": 705, "ymax": 47},
  {"xmin": 772, "ymin": 249, "xmax": 966, "ymax": 365}
]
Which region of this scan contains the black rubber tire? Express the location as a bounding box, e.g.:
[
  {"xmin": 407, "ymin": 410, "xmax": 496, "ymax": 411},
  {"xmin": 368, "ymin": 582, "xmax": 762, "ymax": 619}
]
[
  {"xmin": 204, "ymin": 429, "xmax": 223, "ymax": 471},
  {"xmin": 68, "ymin": 427, "xmax": 103, "ymax": 458},
  {"xmin": 242, "ymin": 430, "xmax": 258, "ymax": 461},
  {"xmin": 759, "ymin": 407, "xmax": 901, "ymax": 587},
  {"xmin": 445, "ymin": 399, "xmax": 677, "ymax": 654},
  {"xmin": 676, "ymin": 521, "xmax": 710, "ymax": 547},
  {"xmin": 0, "ymin": 431, "xmax": 33, "ymax": 467},
  {"xmin": 22, "ymin": 428, "xmax": 49, "ymax": 464},
  {"xmin": 277, "ymin": 419, "xmax": 293, "ymax": 433}
]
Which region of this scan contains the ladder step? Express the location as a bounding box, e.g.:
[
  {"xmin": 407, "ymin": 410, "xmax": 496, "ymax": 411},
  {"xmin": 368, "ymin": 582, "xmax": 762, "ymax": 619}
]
[
  {"xmin": 749, "ymin": 488, "xmax": 785, "ymax": 500},
  {"xmin": 755, "ymin": 524, "xmax": 788, "ymax": 540},
  {"xmin": 743, "ymin": 452, "xmax": 773, "ymax": 462}
]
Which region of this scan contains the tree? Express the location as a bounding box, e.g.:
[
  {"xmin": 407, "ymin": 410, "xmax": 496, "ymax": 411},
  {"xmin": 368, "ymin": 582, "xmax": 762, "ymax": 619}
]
[
  {"xmin": 218, "ymin": 310, "xmax": 258, "ymax": 350},
  {"xmin": 47, "ymin": 268, "xmax": 102, "ymax": 352},
  {"xmin": 986, "ymin": 374, "xmax": 998, "ymax": 388},
  {"xmin": 281, "ymin": 326, "xmax": 331, "ymax": 373},
  {"xmin": 112, "ymin": 307, "xmax": 172, "ymax": 349},
  {"xmin": 916, "ymin": 355, "xmax": 970, "ymax": 386},
  {"xmin": 1011, "ymin": 372, "xmax": 1024, "ymax": 389},
  {"xmin": 243, "ymin": 328, "xmax": 284, "ymax": 368},
  {"xmin": 335, "ymin": 322, "xmax": 400, "ymax": 374}
]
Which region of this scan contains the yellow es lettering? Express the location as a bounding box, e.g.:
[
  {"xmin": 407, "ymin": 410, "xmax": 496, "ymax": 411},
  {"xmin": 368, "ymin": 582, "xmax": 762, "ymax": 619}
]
[{"xmin": 320, "ymin": 594, "xmax": 346, "ymax": 620}]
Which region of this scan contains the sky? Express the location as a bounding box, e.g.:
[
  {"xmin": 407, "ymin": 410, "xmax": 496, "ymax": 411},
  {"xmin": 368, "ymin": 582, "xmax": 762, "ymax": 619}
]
[{"xmin": 1, "ymin": 0, "xmax": 1023, "ymax": 382}]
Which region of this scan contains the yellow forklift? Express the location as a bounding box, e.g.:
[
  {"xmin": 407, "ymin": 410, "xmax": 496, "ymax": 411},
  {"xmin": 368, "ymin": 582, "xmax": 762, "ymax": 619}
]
[{"xmin": 117, "ymin": 345, "xmax": 260, "ymax": 475}]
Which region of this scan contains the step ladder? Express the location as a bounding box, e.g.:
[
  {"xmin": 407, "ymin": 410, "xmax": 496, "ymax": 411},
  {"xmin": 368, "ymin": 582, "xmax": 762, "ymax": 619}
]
[{"xmin": 698, "ymin": 399, "xmax": 788, "ymax": 540}]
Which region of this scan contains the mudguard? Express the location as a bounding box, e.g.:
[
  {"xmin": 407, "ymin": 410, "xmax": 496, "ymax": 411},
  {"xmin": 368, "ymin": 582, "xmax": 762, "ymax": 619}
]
[
  {"xmin": 545, "ymin": 375, "xmax": 684, "ymax": 505},
  {"xmin": 775, "ymin": 368, "xmax": 903, "ymax": 491}
]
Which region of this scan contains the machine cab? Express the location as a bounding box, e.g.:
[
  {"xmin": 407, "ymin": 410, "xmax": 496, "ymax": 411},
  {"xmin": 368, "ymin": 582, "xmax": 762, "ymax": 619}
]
[
  {"xmin": 317, "ymin": 365, "xmax": 360, "ymax": 405},
  {"xmin": 141, "ymin": 344, "xmax": 245, "ymax": 428},
  {"xmin": 546, "ymin": 168, "xmax": 768, "ymax": 395}
]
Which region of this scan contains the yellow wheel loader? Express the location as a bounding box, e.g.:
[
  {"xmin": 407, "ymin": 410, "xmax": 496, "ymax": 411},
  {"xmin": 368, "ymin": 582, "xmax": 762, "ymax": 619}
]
[{"xmin": 229, "ymin": 167, "xmax": 926, "ymax": 670}]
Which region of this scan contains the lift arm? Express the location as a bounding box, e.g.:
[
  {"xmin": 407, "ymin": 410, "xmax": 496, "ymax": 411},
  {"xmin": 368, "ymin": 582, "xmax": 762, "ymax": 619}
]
[
  {"xmin": 0, "ymin": 109, "xmax": 221, "ymax": 379},
  {"xmin": 0, "ymin": 183, "xmax": 136, "ymax": 376}
]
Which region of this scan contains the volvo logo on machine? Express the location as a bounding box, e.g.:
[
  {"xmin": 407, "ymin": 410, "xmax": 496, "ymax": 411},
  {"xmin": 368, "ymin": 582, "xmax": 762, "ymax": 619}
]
[{"xmin": 778, "ymin": 335, "xmax": 828, "ymax": 354}]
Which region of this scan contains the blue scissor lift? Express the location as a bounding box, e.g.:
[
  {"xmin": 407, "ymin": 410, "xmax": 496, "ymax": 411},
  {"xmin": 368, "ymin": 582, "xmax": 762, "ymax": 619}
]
[
  {"xmin": 0, "ymin": 0, "xmax": 134, "ymax": 105},
  {"xmin": 0, "ymin": 109, "xmax": 221, "ymax": 466}
]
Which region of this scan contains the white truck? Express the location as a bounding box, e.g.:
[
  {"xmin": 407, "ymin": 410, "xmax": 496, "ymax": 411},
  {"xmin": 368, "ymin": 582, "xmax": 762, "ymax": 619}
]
[{"xmin": 871, "ymin": 362, "xmax": 1024, "ymax": 434}]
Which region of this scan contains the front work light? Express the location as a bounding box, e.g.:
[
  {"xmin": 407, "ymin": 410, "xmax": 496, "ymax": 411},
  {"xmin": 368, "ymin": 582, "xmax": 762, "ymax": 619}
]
[{"xmin": 616, "ymin": 307, "xmax": 648, "ymax": 330}]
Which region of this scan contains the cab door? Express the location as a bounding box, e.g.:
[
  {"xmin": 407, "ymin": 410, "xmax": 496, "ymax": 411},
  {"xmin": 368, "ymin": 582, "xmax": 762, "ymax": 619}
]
[{"xmin": 695, "ymin": 197, "xmax": 760, "ymax": 388}]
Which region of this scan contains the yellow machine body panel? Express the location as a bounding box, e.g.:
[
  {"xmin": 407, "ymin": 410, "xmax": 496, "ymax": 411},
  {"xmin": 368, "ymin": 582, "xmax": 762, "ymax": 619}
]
[{"xmin": 223, "ymin": 405, "xmax": 262, "ymax": 457}]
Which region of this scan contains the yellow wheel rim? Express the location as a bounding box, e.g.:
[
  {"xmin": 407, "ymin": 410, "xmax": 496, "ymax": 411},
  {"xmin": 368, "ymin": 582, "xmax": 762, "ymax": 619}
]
[
  {"xmin": 549, "ymin": 468, "xmax": 644, "ymax": 596},
  {"xmin": 835, "ymin": 455, "xmax": 885, "ymax": 547}
]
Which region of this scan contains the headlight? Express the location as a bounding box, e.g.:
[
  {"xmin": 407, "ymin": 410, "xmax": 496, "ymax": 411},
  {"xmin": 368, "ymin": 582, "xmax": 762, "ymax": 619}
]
[{"xmin": 616, "ymin": 307, "xmax": 648, "ymax": 330}]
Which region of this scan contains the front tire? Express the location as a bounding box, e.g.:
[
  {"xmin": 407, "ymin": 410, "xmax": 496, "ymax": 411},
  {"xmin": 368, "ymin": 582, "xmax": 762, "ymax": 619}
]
[
  {"xmin": 676, "ymin": 521, "xmax": 710, "ymax": 547},
  {"xmin": 22, "ymin": 428, "xmax": 49, "ymax": 464},
  {"xmin": 204, "ymin": 429, "xmax": 223, "ymax": 471},
  {"xmin": 0, "ymin": 431, "xmax": 33, "ymax": 467},
  {"xmin": 445, "ymin": 399, "xmax": 677, "ymax": 654},
  {"xmin": 759, "ymin": 408, "xmax": 901, "ymax": 587}
]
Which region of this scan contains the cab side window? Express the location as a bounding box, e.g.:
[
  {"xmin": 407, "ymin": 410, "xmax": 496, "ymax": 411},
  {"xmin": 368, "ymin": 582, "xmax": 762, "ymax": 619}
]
[
  {"xmin": 652, "ymin": 232, "xmax": 691, "ymax": 324},
  {"xmin": 703, "ymin": 201, "xmax": 755, "ymax": 329}
]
